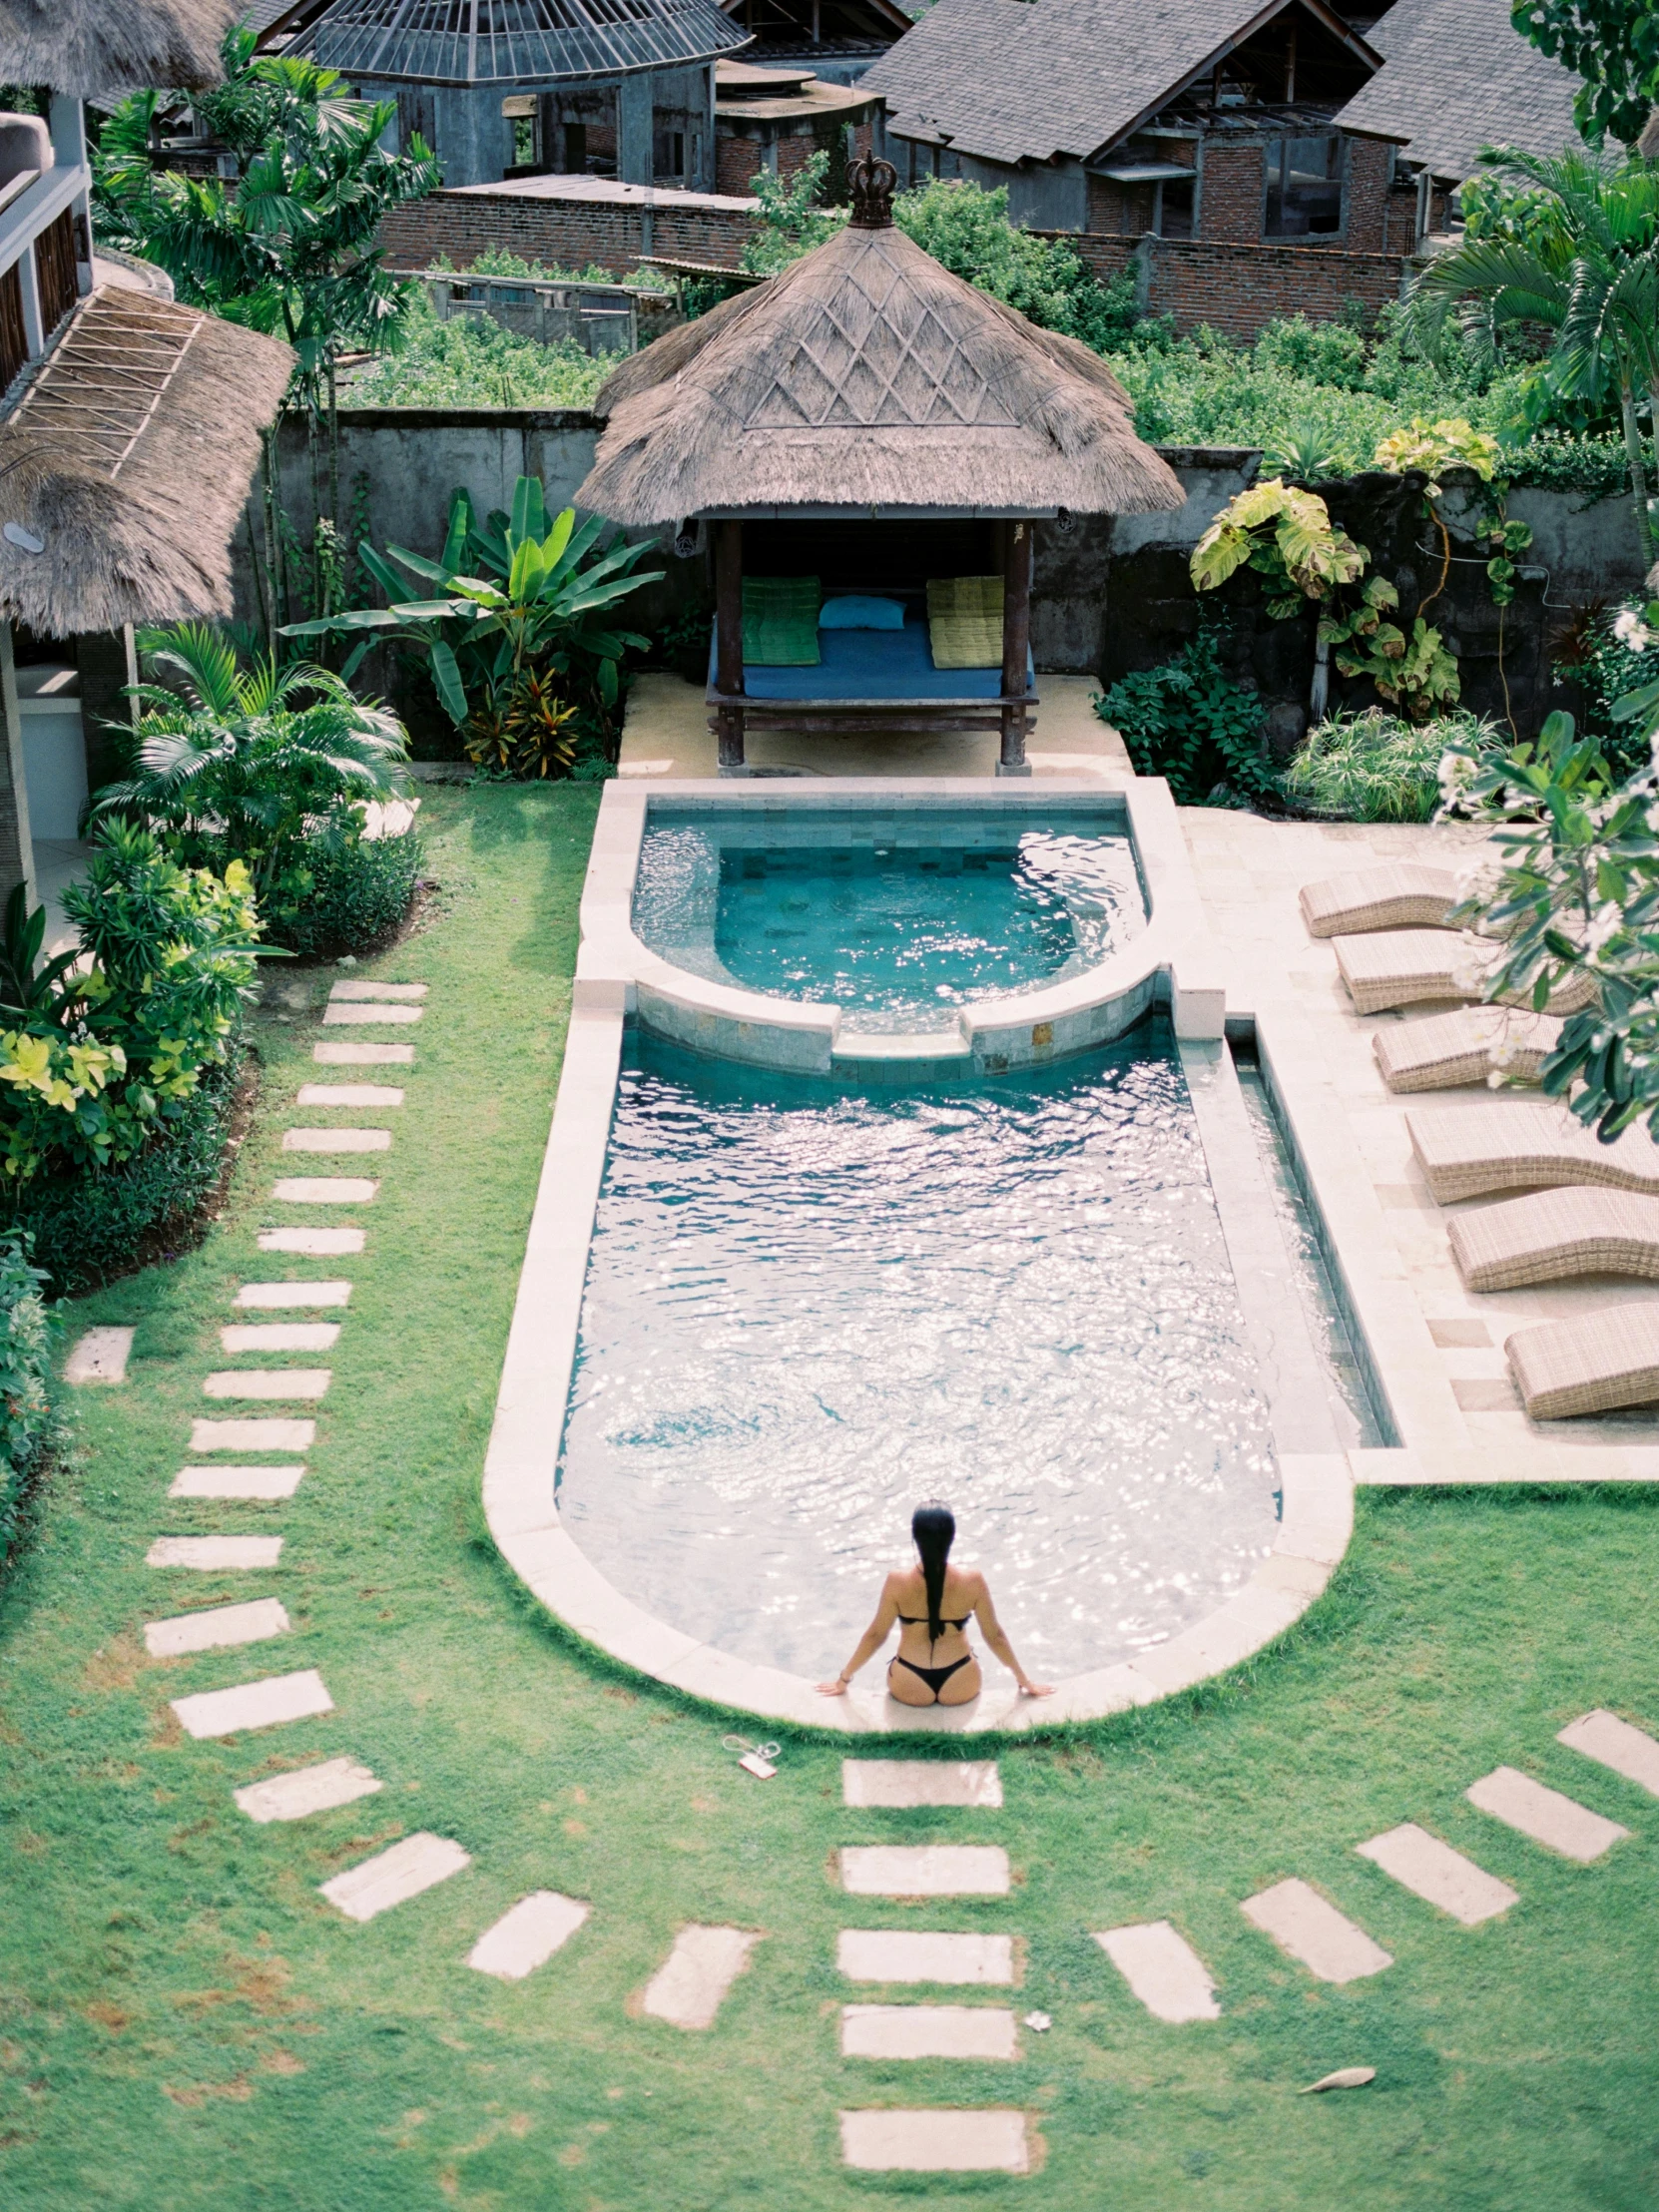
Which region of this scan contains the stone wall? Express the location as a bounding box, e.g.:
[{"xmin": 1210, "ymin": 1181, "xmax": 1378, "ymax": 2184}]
[{"xmin": 1055, "ymin": 231, "xmax": 1410, "ymax": 342}]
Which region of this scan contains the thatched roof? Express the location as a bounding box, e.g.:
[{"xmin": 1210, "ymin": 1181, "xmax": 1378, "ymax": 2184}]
[
  {"xmin": 0, "ymin": 288, "xmax": 292, "ymax": 638},
  {"xmin": 0, "ymin": 0, "xmax": 237, "ymax": 92},
  {"xmin": 580, "ymin": 171, "xmax": 1183, "ymax": 522}
]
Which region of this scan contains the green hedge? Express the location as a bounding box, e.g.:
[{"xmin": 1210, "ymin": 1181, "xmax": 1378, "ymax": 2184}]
[
  {"xmin": 265, "ymin": 832, "xmax": 422, "ymax": 960},
  {"xmin": 4, "ymin": 1047, "xmax": 246, "ymax": 1297},
  {"xmin": 0, "ymin": 1230, "xmax": 58, "ymax": 1572}
]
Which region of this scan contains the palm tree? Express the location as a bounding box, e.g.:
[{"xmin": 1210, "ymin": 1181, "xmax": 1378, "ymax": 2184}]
[
  {"xmin": 1411, "ymin": 148, "xmax": 1659, "ymax": 562},
  {"xmin": 87, "ymin": 624, "xmax": 410, "ymax": 918}
]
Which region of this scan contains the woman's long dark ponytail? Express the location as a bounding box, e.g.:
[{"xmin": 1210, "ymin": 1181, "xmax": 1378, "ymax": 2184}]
[{"xmin": 911, "ymin": 1503, "xmax": 955, "ymax": 1644}]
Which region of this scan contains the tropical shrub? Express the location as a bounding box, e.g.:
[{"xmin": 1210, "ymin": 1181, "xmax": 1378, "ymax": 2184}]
[
  {"xmin": 275, "ymin": 830, "xmax": 424, "ymax": 958},
  {"xmin": 891, "ymin": 178, "xmax": 1144, "ymax": 350},
  {"xmin": 1557, "ymin": 596, "xmax": 1659, "ymax": 778},
  {"xmin": 1093, "ymin": 630, "xmax": 1276, "ymax": 806},
  {"xmin": 1283, "ymin": 709, "xmax": 1492, "ymax": 821},
  {"xmin": 89, "ymin": 625, "xmax": 416, "ymax": 954},
  {"xmin": 0, "ymin": 1228, "xmax": 59, "ymax": 1570},
  {"xmin": 340, "ymin": 294, "xmax": 609, "ymax": 410}
]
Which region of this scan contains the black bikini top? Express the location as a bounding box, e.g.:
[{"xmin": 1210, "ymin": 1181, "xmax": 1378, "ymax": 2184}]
[{"xmin": 896, "ymin": 1612, "xmax": 970, "ymax": 1630}]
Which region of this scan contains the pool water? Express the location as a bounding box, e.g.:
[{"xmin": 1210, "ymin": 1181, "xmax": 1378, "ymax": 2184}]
[
  {"xmin": 632, "ymin": 805, "xmax": 1145, "ymax": 1033},
  {"xmin": 558, "ymin": 1026, "xmax": 1279, "ymax": 1682}
]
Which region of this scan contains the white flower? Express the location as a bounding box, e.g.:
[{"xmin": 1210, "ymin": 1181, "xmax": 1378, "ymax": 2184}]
[
  {"xmin": 1449, "ymin": 932, "xmax": 1492, "ymax": 996},
  {"xmin": 1613, "ymin": 608, "xmax": 1654, "ymax": 652},
  {"xmin": 1454, "ymin": 852, "xmax": 1503, "ymax": 906},
  {"xmin": 1437, "ymin": 750, "xmax": 1476, "ymax": 812},
  {"xmin": 1586, "ymin": 902, "xmax": 1622, "ymax": 954}
]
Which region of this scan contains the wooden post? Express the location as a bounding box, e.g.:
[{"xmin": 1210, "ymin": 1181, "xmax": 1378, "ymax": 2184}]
[
  {"xmin": 714, "ymin": 518, "xmax": 746, "ymax": 773},
  {"xmin": 999, "ymin": 516, "xmax": 1032, "ymax": 777},
  {"xmin": 0, "ymin": 622, "xmax": 36, "ymax": 910}
]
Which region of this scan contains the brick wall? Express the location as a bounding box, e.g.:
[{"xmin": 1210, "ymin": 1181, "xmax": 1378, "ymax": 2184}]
[
  {"xmin": 379, "ymin": 186, "xmax": 758, "ymax": 278},
  {"xmin": 1051, "ymin": 231, "xmax": 1408, "ymax": 341},
  {"xmin": 1343, "ymin": 134, "xmax": 1393, "ymax": 252},
  {"xmin": 1196, "ymin": 142, "xmax": 1263, "ymax": 243},
  {"xmin": 717, "ymin": 133, "xmax": 764, "ymax": 195}
]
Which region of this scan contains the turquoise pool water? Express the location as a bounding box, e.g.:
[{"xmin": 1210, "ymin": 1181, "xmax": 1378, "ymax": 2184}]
[
  {"xmin": 632, "ymin": 804, "xmax": 1145, "ymax": 1034},
  {"xmin": 558, "ymin": 1026, "xmax": 1279, "ymax": 1682}
]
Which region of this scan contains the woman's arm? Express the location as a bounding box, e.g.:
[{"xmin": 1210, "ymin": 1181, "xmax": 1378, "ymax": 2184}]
[
  {"xmin": 817, "ymin": 1576, "xmax": 902, "ymax": 1696},
  {"xmin": 971, "ymin": 1578, "xmax": 1053, "ymax": 1697}
]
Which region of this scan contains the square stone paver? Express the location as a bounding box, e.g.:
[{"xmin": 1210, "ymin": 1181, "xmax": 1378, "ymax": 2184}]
[
  {"xmin": 467, "ymin": 1892, "xmax": 592, "ymax": 1980},
  {"xmin": 842, "ymin": 1761, "xmax": 1002, "ymax": 1809},
  {"xmin": 839, "ymin": 2005, "xmax": 1017, "ymax": 2060},
  {"xmin": 295, "ymin": 1084, "xmax": 404, "ymax": 1109},
  {"xmin": 188, "ymin": 1418, "xmax": 315, "ymax": 1453},
  {"xmin": 1558, "ymin": 1711, "xmax": 1659, "ymax": 1797},
  {"xmin": 1356, "ymin": 1824, "xmax": 1518, "ymax": 1925},
  {"xmin": 146, "ymin": 1536, "xmax": 283, "ymax": 1570},
  {"xmin": 259, "ymin": 1228, "xmax": 365, "ymax": 1256},
  {"xmin": 204, "ymin": 1370, "xmax": 330, "ymax": 1401},
  {"xmin": 145, "ymin": 1597, "xmax": 290, "ymax": 1657},
  {"xmin": 320, "ymin": 1834, "xmax": 471, "ymax": 1922},
  {"xmin": 322, "ymin": 1003, "xmax": 422, "ymax": 1026},
  {"xmin": 272, "ymin": 1178, "xmax": 378, "ymax": 1204},
  {"xmin": 840, "ymin": 1847, "xmax": 1010, "ymax": 1897},
  {"xmin": 172, "ymin": 1667, "xmax": 332, "ymax": 1739},
  {"xmin": 171, "ymin": 1464, "xmax": 304, "ymax": 1500},
  {"xmin": 1094, "ymin": 1922, "xmax": 1220, "ymax": 2021},
  {"xmin": 837, "ymin": 1932, "xmax": 1014, "ymax": 1985},
  {"xmin": 65, "ymin": 1328, "xmax": 134, "ymax": 1385},
  {"xmin": 1240, "ymin": 1880, "xmax": 1392, "ymax": 1983},
  {"xmin": 329, "ymin": 980, "xmax": 426, "ymax": 1001},
  {"xmin": 235, "ymin": 1282, "xmax": 351, "ymax": 1310},
  {"xmin": 1465, "ymin": 1768, "xmax": 1631, "ymax": 1862},
  {"xmin": 220, "ymin": 1323, "xmax": 340, "ymax": 1354},
  {"xmin": 282, "ymin": 1128, "xmax": 392, "ymax": 1154},
  {"xmin": 838, "ymin": 2110, "xmax": 1029, "ymax": 2173},
  {"xmin": 640, "ymin": 1926, "xmax": 762, "ymax": 2028},
  {"xmin": 235, "ymin": 1757, "xmax": 382, "ymax": 1824},
  {"xmin": 312, "ymin": 1041, "xmax": 414, "ymax": 1066}
]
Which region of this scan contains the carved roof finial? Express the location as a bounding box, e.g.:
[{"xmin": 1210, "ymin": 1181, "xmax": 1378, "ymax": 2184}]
[{"xmin": 847, "ymin": 155, "xmax": 898, "ymax": 229}]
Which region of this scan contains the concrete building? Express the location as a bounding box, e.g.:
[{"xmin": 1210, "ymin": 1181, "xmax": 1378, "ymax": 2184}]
[{"xmin": 717, "ymin": 0, "xmax": 917, "ymax": 86}]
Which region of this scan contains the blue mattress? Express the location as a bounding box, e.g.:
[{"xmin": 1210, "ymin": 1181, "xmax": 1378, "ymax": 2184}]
[{"xmin": 708, "ymin": 615, "xmax": 1030, "ymax": 702}]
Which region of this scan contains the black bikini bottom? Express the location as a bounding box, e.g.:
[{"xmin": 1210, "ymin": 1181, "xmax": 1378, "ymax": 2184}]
[{"xmin": 891, "ymin": 1651, "xmax": 975, "ymax": 1700}]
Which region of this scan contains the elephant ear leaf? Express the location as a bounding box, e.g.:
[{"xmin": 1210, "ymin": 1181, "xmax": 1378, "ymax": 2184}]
[
  {"xmin": 429, "ymin": 640, "xmax": 469, "ymax": 727},
  {"xmin": 440, "ymin": 488, "xmax": 472, "ymax": 578},
  {"xmin": 510, "ymin": 474, "xmax": 546, "ymax": 549}
]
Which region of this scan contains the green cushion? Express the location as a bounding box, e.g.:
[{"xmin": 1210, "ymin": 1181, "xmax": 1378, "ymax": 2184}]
[
  {"xmin": 743, "ymin": 575, "xmax": 822, "ymax": 666},
  {"xmin": 926, "ymin": 574, "xmax": 1004, "ymax": 669}
]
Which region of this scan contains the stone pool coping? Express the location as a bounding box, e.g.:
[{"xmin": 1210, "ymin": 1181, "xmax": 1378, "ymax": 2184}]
[{"xmin": 481, "ymin": 777, "xmax": 1359, "ymax": 1735}]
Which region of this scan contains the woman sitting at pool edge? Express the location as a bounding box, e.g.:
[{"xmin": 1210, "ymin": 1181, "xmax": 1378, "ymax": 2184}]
[{"xmin": 817, "ymin": 1503, "xmax": 1053, "ymax": 1707}]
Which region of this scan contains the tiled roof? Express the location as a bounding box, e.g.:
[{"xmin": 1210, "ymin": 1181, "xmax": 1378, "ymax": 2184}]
[
  {"xmin": 1336, "ymin": 0, "xmax": 1584, "ymax": 177},
  {"xmin": 861, "ymin": 0, "xmax": 1377, "ymax": 167}
]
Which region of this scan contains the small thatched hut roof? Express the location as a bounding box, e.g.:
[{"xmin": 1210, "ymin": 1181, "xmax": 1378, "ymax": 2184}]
[
  {"xmin": 579, "ymin": 162, "xmax": 1183, "ymax": 525},
  {"xmin": 0, "ymin": 288, "xmax": 292, "ymax": 637},
  {"xmin": 0, "ymin": 0, "xmax": 238, "ymax": 91}
]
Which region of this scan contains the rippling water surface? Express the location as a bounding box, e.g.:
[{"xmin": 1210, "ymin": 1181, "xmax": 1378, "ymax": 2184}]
[
  {"xmin": 631, "ymin": 808, "xmax": 1145, "ymax": 1032},
  {"xmin": 559, "ymin": 1029, "xmax": 1278, "ymax": 1681}
]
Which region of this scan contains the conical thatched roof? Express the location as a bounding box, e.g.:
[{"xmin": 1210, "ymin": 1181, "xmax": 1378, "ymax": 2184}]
[
  {"xmin": 579, "ymin": 169, "xmax": 1183, "ymax": 524},
  {"xmin": 0, "ymin": 0, "xmax": 237, "ymax": 92},
  {"xmin": 0, "ymin": 289, "xmax": 292, "ymax": 637}
]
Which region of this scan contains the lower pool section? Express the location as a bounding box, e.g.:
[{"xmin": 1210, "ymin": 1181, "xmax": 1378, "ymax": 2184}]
[{"xmin": 557, "ymin": 1023, "xmax": 1280, "ymax": 1683}]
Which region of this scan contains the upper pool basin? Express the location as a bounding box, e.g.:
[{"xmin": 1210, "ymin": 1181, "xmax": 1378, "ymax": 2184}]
[{"xmin": 631, "ymin": 802, "xmax": 1147, "ymax": 1035}]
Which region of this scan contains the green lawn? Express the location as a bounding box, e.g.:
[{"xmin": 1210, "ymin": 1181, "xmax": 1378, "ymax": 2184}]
[{"xmin": 2, "ymin": 784, "xmax": 1657, "ymax": 2210}]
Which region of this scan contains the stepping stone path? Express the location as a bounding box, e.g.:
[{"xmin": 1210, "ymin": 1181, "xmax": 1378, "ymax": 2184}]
[
  {"xmin": 1241, "ymin": 1880, "xmax": 1392, "ymax": 1983},
  {"xmin": 1094, "ymin": 1922, "xmax": 1220, "ymax": 2022},
  {"xmin": 220, "ymin": 1323, "xmax": 339, "ymax": 1353},
  {"xmin": 839, "ymin": 1846, "xmax": 1009, "ymax": 1897},
  {"xmin": 235, "ymin": 1282, "xmax": 351, "ymax": 1309},
  {"xmin": 259, "ymin": 1227, "xmax": 364, "ymax": 1257},
  {"xmin": 641, "ymin": 1927, "xmax": 762, "ymax": 2028},
  {"xmin": 1558, "ymin": 1710, "xmax": 1659, "ymax": 1796},
  {"xmin": 838, "ymin": 2111, "xmax": 1029, "ymax": 2175},
  {"xmin": 468, "ymin": 1892, "xmax": 591, "ymax": 1980},
  {"xmin": 172, "ymin": 1667, "xmax": 332, "ymax": 1739},
  {"xmin": 66, "ymin": 1328, "xmax": 135, "ymax": 1385},
  {"xmin": 171, "ymin": 1464, "xmax": 304, "ymax": 1500},
  {"xmin": 840, "ymin": 2005, "xmax": 1017, "ymax": 2060},
  {"xmin": 842, "ymin": 1760, "xmax": 1002, "ymax": 1808},
  {"xmin": 837, "ymin": 1931, "xmax": 1014, "ymax": 1985},
  {"xmin": 282, "ymin": 1128, "xmax": 391, "ymax": 1154},
  {"xmin": 236, "ymin": 1758, "xmax": 382, "ymax": 1824},
  {"xmin": 146, "ymin": 1598, "xmax": 289, "ymax": 1657},
  {"xmin": 203, "ymin": 1370, "xmax": 331, "ymax": 1401},
  {"xmin": 330, "ymin": 981, "xmax": 427, "ymax": 1001},
  {"xmin": 313, "ymin": 1041, "xmax": 413, "ymax": 1066},
  {"xmin": 323, "ymin": 1002, "xmax": 421, "ymax": 1026},
  {"xmin": 146, "ymin": 1535, "xmax": 282, "ymax": 1570},
  {"xmin": 1465, "ymin": 1767, "xmax": 1631, "ymax": 1862},
  {"xmin": 296, "ymin": 1085, "xmax": 403, "ymax": 1109},
  {"xmin": 190, "ymin": 1417, "xmax": 315, "ymax": 1452},
  {"xmin": 272, "ymin": 1177, "xmax": 377, "ymax": 1205},
  {"xmin": 1356, "ymin": 1824, "xmax": 1518, "ymax": 1926},
  {"xmin": 320, "ymin": 1834, "xmax": 471, "ymax": 1923}
]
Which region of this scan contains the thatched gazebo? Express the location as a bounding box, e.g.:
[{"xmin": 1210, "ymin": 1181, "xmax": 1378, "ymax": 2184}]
[
  {"xmin": 0, "ymin": 0, "xmax": 237, "ymax": 92},
  {"xmin": 579, "ymin": 155, "xmax": 1183, "ymax": 773}
]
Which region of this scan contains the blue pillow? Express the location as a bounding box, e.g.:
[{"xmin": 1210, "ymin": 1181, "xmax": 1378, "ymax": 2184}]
[{"xmin": 819, "ymin": 594, "xmax": 906, "ymax": 631}]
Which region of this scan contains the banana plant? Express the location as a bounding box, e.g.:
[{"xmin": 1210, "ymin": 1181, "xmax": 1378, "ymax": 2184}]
[{"xmin": 284, "ymin": 475, "xmax": 663, "ymax": 727}]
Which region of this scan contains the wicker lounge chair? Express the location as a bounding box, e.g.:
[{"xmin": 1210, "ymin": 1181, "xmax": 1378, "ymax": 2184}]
[
  {"xmin": 1406, "ymin": 1103, "xmax": 1659, "ymax": 1204},
  {"xmin": 1506, "ymin": 1303, "xmax": 1659, "ymax": 1418},
  {"xmin": 1335, "ymin": 931, "xmax": 1596, "ymax": 1018},
  {"xmin": 1373, "ymin": 1008, "xmax": 1563, "ymax": 1094},
  {"xmin": 1300, "ymin": 864, "xmax": 1461, "ymax": 939},
  {"xmin": 1449, "ymin": 1187, "xmax": 1659, "ymax": 1291}
]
